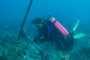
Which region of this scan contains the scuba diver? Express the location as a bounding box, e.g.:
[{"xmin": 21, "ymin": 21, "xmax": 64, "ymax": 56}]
[{"xmin": 31, "ymin": 16, "xmax": 75, "ymax": 51}]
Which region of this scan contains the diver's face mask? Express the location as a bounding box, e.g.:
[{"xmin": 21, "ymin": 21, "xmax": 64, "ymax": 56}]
[{"xmin": 35, "ymin": 23, "xmax": 43, "ymax": 27}]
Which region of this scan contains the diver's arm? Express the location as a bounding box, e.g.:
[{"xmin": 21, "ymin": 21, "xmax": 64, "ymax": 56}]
[{"xmin": 33, "ymin": 31, "xmax": 43, "ymax": 43}]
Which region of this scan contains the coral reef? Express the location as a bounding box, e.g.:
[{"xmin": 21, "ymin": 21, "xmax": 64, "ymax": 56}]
[
  {"xmin": 70, "ymin": 47, "xmax": 90, "ymax": 60},
  {"xmin": 0, "ymin": 27, "xmax": 90, "ymax": 60}
]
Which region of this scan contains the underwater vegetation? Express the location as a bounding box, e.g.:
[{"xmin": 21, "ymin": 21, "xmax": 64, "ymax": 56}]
[
  {"xmin": 0, "ymin": 29, "xmax": 41, "ymax": 60},
  {"xmin": 0, "ymin": 25, "xmax": 90, "ymax": 60},
  {"xmin": 70, "ymin": 47, "xmax": 90, "ymax": 60}
]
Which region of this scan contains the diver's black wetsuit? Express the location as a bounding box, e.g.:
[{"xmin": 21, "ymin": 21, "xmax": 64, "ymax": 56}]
[{"xmin": 34, "ymin": 19, "xmax": 74, "ymax": 51}]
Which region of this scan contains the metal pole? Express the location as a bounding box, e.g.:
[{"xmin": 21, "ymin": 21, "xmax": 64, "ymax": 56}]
[{"xmin": 18, "ymin": 0, "xmax": 33, "ymax": 40}]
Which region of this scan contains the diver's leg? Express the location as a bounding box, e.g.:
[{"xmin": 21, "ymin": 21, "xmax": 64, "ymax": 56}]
[
  {"xmin": 55, "ymin": 39, "xmax": 65, "ymax": 51},
  {"xmin": 55, "ymin": 36, "xmax": 74, "ymax": 51}
]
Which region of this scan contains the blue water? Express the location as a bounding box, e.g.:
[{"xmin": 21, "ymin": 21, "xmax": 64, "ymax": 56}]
[
  {"xmin": 0, "ymin": 0, "xmax": 90, "ymax": 60},
  {"xmin": 0, "ymin": 0, "xmax": 90, "ymax": 29}
]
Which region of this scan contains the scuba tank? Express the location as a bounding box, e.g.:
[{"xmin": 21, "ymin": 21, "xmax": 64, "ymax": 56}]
[{"xmin": 48, "ymin": 18, "xmax": 69, "ymax": 37}]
